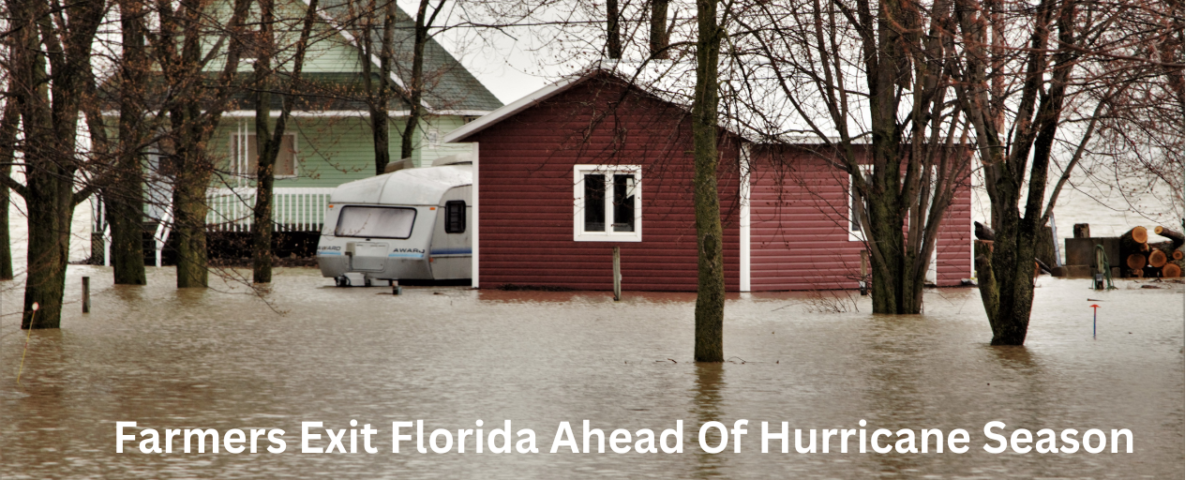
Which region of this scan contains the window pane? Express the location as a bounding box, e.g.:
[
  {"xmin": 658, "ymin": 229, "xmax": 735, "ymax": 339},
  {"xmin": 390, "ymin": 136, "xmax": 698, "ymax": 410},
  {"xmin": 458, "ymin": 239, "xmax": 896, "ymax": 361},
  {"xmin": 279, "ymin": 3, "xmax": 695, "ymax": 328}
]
[
  {"xmin": 275, "ymin": 135, "xmax": 296, "ymax": 176},
  {"xmin": 335, "ymin": 206, "xmax": 417, "ymax": 239},
  {"xmin": 445, "ymin": 201, "xmax": 466, "ymax": 233},
  {"xmin": 237, "ymin": 134, "xmax": 297, "ymax": 177},
  {"xmin": 584, "ymin": 174, "xmax": 605, "ymax": 232},
  {"xmin": 613, "ymin": 174, "xmax": 635, "ymax": 232}
]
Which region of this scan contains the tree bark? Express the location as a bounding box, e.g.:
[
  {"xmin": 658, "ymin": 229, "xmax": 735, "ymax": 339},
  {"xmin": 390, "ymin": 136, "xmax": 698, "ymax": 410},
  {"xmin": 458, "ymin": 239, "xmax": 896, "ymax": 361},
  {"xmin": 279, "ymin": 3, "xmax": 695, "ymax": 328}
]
[
  {"xmin": 649, "ymin": 0, "xmax": 669, "ymax": 59},
  {"xmin": 160, "ymin": 0, "xmax": 252, "ymax": 288},
  {"xmin": 401, "ymin": 0, "xmax": 445, "ymax": 162},
  {"xmin": 252, "ymin": 0, "xmax": 278, "ymax": 284},
  {"xmin": 0, "ymin": 96, "xmax": 18, "ymax": 280},
  {"xmin": 691, "ymin": 0, "xmax": 723, "ymax": 363},
  {"xmin": 10, "ymin": 0, "xmax": 105, "ymax": 328},
  {"xmin": 252, "ymin": 0, "xmax": 319, "ymax": 283},
  {"xmin": 605, "ymin": 0, "xmax": 620, "ymax": 59},
  {"xmin": 109, "ymin": 0, "xmax": 149, "ymax": 286},
  {"xmin": 358, "ymin": 0, "xmax": 396, "ymax": 174}
]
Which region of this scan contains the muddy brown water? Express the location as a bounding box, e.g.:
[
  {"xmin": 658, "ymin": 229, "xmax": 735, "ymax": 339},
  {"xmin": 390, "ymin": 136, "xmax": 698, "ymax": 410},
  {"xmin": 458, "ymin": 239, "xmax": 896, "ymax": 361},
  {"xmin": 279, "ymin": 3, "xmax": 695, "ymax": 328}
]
[{"xmin": 0, "ymin": 267, "xmax": 1183, "ymax": 478}]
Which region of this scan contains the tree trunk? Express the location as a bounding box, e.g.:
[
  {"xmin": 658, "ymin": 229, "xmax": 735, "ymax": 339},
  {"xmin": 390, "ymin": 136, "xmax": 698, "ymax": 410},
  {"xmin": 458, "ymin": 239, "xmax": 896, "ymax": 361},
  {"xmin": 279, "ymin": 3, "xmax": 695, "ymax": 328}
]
[
  {"xmin": 252, "ymin": 0, "xmax": 277, "ymax": 284},
  {"xmin": 401, "ymin": 0, "xmax": 435, "ymax": 161},
  {"xmin": 605, "ymin": 0, "xmax": 620, "ymax": 59},
  {"xmin": 22, "ymin": 184, "xmax": 73, "ymax": 329},
  {"xmin": 360, "ymin": 0, "xmax": 396, "ymax": 174},
  {"xmin": 109, "ymin": 0, "xmax": 149, "ymax": 285},
  {"xmin": 173, "ymin": 128, "xmax": 212, "ymax": 288},
  {"xmin": 0, "ymin": 98, "xmax": 18, "ymax": 280},
  {"xmin": 251, "ymin": 0, "xmax": 319, "ymax": 282},
  {"xmin": 691, "ymin": 0, "xmax": 723, "ymax": 363},
  {"xmin": 10, "ymin": 0, "xmax": 103, "ymax": 328},
  {"xmin": 649, "ymin": 0, "xmax": 669, "ymax": 59}
]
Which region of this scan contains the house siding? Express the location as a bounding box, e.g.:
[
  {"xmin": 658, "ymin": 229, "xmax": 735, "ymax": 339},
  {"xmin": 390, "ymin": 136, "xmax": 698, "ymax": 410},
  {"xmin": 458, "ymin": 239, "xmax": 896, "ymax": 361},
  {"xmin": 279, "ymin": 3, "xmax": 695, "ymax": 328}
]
[
  {"xmin": 467, "ymin": 75, "xmax": 742, "ymax": 292},
  {"xmin": 748, "ymin": 147, "xmax": 973, "ymax": 291}
]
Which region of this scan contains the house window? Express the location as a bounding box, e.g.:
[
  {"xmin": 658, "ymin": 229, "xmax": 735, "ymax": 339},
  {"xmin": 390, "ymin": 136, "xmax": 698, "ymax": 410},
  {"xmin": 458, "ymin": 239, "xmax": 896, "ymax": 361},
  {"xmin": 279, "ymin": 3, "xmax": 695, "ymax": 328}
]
[
  {"xmin": 445, "ymin": 200, "xmax": 466, "ymax": 233},
  {"xmin": 231, "ymin": 133, "xmax": 298, "ymax": 177},
  {"xmin": 573, "ymin": 165, "xmax": 642, "ymax": 242}
]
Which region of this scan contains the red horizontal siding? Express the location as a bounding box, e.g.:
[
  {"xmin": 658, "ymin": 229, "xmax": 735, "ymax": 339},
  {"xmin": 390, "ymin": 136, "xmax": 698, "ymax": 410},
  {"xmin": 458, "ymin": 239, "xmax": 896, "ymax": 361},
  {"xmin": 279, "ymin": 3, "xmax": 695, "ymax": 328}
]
[
  {"xmin": 747, "ymin": 147, "xmax": 973, "ymax": 291},
  {"xmin": 468, "ymin": 74, "xmax": 741, "ymax": 292}
]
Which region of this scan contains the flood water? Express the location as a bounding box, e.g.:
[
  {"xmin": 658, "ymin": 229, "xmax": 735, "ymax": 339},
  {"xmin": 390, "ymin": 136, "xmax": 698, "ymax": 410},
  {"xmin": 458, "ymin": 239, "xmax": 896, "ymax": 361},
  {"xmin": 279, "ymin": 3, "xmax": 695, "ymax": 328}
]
[{"xmin": 0, "ymin": 267, "xmax": 1183, "ymax": 478}]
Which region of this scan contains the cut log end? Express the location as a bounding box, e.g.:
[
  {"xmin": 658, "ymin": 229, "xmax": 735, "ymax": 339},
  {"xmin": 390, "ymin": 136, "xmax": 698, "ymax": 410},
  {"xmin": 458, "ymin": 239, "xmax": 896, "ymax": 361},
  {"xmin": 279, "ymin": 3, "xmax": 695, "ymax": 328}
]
[
  {"xmin": 1127, "ymin": 253, "xmax": 1147, "ymax": 270},
  {"xmin": 1131, "ymin": 226, "xmax": 1148, "ymax": 244},
  {"xmin": 1173, "ymin": 250, "xmax": 1184, "ymax": 260},
  {"xmin": 1149, "ymin": 249, "xmax": 1169, "ymax": 268},
  {"xmin": 1162, "ymin": 263, "xmax": 1182, "ymax": 278}
]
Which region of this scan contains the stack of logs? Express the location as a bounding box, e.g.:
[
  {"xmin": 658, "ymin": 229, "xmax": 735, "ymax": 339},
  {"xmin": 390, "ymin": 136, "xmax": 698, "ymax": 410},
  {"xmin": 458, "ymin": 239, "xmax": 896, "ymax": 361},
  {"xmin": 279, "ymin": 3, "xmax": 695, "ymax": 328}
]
[{"xmin": 1120, "ymin": 226, "xmax": 1185, "ymax": 278}]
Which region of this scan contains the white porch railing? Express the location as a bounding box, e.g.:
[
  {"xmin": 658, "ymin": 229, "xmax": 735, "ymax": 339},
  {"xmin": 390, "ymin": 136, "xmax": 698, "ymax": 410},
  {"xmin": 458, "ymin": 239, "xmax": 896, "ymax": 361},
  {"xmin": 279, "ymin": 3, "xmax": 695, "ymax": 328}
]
[{"xmin": 205, "ymin": 187, "xmax": 334, "ymax": 232}]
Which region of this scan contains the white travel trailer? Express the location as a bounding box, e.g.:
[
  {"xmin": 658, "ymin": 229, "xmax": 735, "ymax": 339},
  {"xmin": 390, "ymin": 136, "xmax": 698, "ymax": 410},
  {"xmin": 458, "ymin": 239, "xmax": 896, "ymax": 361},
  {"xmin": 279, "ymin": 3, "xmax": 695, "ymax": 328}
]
[{"xmin": 317, "ymin": 158, "xmax": 472, "ymax": 286}]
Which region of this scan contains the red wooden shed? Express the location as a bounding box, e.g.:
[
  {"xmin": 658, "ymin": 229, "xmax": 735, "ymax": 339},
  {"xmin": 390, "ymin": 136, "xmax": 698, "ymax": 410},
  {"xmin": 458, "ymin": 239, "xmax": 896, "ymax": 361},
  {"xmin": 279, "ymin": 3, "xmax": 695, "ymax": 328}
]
[{"xmin": 445, "ymin": 68, "xmax": 972, "ymax": 292}]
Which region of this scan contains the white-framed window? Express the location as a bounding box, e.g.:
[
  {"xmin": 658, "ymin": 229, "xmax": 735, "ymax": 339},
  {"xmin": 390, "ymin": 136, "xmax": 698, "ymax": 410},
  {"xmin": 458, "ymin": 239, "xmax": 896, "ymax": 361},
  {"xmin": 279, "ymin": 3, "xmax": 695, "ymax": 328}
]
[
  {"xmin": 848, "ymin": 166, "xmax": 871, "ymax": 241},
  {"xmin": 573, "ymin": 164, "xmax": 642, "ymax": 242},
  {"xmin": 231, "ymin": 133, "xmax": 299, "ymax": 178}
]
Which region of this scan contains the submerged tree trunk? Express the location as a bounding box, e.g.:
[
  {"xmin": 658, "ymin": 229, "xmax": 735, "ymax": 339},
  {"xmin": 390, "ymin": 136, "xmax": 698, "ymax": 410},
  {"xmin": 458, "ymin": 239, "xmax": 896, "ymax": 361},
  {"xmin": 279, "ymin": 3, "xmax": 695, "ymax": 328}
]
[
  {"xmin": 252, "ymin": 0, "xmax": 319, "ymax": 283},
  {"xmin": 954, "ymin": 0, "xmax": 1080, "ymax": 345},
  {"xmin": 8, "ymin": 0, "xmax": 105, "ymax": 328},
  {"xmin": 252, "ymin": 0, "xmax": 278, "ymax": 284},
  {"xmin": 0, "ymin": 98, "xmax": 18, "ymax": 280},
  {"xmin": 159, "ymin": 0, "xmax": 252, "ymax": 288},
  {"xmin": 173, "ymin": 131, "xmax": 212, "ymax": 288},
  {"xmin": 691, "ymin": 0, "xmax": 723, "ymax": 363},
  {"xmin": 109, "ymin": 0, "xmax": 149, "ymax": 286}
]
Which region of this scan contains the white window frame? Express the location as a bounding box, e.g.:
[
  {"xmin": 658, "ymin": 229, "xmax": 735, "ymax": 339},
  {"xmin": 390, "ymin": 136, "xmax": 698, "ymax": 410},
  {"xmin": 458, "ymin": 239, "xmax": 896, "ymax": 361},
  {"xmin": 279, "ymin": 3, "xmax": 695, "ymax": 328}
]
[
  {"xmin": 573, "ymin": 164, "xmax": 642, "ymax": 242},
  {"xmin": 230, "ymin": 131, "xmax": 300, "ymax": 179},
  {"xmin": 848, "ymin": 166, "xmax": 872, "ymax": 241}
]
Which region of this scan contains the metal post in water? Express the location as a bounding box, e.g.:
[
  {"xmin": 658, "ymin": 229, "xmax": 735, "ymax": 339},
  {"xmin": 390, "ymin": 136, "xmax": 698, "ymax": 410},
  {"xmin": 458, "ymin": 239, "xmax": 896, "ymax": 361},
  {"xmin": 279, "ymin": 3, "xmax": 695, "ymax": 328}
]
[
  {"xmin": 613, "ymin": 247, "xmax": 621, "ymax": 301},
  {"xmin": 1091, "ymin": 304, "xmax": 1099, "ymax": 339},
  {"xmin": 82, "ymin": 276, "xmax": 90, "ymax": 313}
]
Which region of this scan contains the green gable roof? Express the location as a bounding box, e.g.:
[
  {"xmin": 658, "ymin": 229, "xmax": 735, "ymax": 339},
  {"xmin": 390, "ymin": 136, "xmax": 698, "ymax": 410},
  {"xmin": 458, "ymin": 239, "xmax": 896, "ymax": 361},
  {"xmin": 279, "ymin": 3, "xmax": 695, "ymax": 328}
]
[{"xmin": 315, "ymin": 0, "xmax": 503, "ymax": 113}]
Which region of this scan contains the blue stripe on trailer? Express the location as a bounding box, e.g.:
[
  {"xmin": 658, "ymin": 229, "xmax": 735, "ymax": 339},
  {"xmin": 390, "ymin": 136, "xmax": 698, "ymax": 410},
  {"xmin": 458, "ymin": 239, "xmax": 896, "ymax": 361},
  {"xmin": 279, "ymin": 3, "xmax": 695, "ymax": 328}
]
[{"xmin": 430, "ymin": 248, "xmax": 472, "ymax": 256}]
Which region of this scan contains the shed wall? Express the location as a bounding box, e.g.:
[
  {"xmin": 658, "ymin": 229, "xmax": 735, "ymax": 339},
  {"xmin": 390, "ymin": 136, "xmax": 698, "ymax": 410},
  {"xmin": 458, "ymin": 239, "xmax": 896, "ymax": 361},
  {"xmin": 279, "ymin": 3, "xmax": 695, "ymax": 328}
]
[
  {"xmin": 747, "ymin": 148, "xmax": 973, "ymax": 291},
  {"xmin": 469, "ymin": 76, "xmax": 742, "ymax": 291}
]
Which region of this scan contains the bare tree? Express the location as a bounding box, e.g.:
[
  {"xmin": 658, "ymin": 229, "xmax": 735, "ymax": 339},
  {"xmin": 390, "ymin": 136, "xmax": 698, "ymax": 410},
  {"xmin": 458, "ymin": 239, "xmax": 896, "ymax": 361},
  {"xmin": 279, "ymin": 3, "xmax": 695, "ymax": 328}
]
[
  {"xmin": 105, "ymin": 0, "xmax": 152, "ymax": 286},
  {"xmin": 251, "ymin": 0, "xmax": 321, "ymax": 283},
  {"xmin": 2, "ymin": 0, "xmax": 108, "ymax": 328},
  {"xmin": 691, "ymin": 0, "xmax": 723, "ymax": 362},
  {"xmin": 947, "ymin": 0, "xmax": 1174, "ymax": 345},
  {"xmin": 728, "ymin": 0, "xmax": 971, "ymax": 314},
  {"xmin": 399, "ymin": 0, "xmax": 447, "ymax": 161},
  {"xmin": 148, "ymin": 0, "xmax": 253, "ymax": 288}
]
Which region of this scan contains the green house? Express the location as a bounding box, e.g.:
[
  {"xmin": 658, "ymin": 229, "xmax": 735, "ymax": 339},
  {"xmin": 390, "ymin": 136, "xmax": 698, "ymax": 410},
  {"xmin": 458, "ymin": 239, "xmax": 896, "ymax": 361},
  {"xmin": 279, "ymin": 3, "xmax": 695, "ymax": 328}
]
[
  {"xmin": 96, "ymin": 0, "xmax": 502, "ymax": 264},
  {"xmin": 204, "ymin": 0, "xmax": 501, "ymax": 229}
]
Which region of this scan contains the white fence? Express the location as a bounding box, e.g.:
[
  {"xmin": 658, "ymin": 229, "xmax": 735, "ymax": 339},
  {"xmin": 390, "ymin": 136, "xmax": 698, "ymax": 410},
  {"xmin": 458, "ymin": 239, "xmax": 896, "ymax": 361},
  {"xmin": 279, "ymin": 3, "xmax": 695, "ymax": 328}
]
[{"xmin": 205, "ymin": 187, "xmax": 334, "ymax": 232}]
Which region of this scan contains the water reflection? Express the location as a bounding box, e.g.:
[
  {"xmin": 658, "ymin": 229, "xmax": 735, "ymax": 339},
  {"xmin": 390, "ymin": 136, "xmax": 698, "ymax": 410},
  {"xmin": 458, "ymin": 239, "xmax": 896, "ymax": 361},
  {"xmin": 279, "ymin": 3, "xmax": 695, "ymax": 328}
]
[{"xmin": 689, "ymin": 362, "xmax": 726, "ymax": 479}]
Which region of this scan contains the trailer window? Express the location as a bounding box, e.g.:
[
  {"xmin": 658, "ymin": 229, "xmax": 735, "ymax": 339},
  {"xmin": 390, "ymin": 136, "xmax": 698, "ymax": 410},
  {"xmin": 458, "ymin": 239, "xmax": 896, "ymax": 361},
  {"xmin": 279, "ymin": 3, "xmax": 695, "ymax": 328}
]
[
  {"xmin": 445, "ymin": 201, "xmax": 466, "ymax": 233},
  {"xmin": 335, "ymin": 206, "xmax": 417, "ymax": 239}
]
